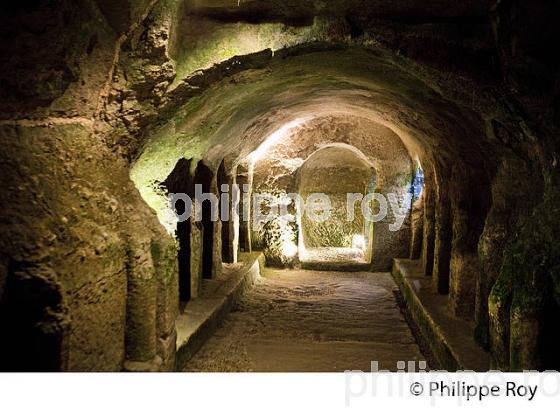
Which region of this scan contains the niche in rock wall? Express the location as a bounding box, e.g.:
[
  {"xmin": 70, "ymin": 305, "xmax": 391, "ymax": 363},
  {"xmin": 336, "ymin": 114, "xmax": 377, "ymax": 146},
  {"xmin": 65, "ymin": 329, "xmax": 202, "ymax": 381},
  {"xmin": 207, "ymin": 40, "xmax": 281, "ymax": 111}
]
[{"xmin": 297, "ymin": 145, "xmax": 375, "ymax": 263}]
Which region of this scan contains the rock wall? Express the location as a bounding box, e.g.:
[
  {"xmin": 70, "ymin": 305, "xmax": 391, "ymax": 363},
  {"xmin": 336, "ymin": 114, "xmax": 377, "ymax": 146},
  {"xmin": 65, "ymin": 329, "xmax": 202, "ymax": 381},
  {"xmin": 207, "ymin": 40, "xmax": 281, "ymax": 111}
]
[{"xmin": 0, "ymin": 0, "xmax": 179, "ymax": 371}]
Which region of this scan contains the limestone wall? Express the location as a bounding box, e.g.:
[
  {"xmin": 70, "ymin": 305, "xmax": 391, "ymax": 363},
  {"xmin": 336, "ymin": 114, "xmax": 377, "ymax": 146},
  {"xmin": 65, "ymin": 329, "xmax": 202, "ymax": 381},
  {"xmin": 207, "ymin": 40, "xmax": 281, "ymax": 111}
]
[{"xmin": 0, "ymin": 0, "xmax": 179, "ymax": 371}]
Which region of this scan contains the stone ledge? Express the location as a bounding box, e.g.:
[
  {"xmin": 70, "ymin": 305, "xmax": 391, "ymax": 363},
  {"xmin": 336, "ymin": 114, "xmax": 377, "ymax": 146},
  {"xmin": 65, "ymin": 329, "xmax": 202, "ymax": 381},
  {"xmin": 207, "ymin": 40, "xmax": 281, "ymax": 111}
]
[
  {"xmin": 175, "ymin": 252, "xmax": 264, "ymax": 370},
  {"xmin": 392, "ymin": 258, "xmax": 490, "ymax": 371}
]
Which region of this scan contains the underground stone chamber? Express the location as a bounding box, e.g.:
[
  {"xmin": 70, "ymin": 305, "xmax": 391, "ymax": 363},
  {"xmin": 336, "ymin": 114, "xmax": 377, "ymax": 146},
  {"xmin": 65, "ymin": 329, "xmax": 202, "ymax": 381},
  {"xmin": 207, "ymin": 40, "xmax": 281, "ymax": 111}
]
[{"xmin": 1, "ymin": 0, "xmax": 559, "ymax": 372}]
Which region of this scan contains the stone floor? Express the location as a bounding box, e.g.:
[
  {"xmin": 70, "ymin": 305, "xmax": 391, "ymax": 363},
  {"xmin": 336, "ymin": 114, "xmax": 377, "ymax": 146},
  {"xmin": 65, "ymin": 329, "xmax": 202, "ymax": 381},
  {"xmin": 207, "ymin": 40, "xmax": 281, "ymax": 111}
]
[{"xmin": 183, "ymin": 268, "xmax": 426, "ymax": 372}]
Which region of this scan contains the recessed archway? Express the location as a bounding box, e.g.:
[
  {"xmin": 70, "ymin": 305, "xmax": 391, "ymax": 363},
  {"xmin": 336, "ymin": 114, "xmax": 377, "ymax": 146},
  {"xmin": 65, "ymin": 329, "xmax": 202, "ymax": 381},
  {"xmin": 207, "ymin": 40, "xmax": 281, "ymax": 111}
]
[{"xmin": 297, "ymin": 145, "xmax": 376, "ymax": 264}]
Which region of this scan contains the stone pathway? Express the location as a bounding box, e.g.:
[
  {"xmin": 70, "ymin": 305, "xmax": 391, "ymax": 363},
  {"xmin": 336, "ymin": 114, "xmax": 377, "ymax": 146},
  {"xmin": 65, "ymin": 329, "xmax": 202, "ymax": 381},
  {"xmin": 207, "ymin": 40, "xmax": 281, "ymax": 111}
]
[{"xmin": 184, "ymin": 269, "xmax": 426, "ymax": 371}]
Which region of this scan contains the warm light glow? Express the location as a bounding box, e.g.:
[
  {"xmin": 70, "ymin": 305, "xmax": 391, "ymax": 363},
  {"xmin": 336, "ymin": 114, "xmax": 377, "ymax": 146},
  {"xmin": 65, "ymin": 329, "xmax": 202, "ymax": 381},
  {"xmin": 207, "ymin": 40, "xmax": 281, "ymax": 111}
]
[
  {"xmin": 352, "ymin": 234, "xmax": 365, "ymax": 250},
  {"xmin": 248, "ymin": 117, "xmax": 310, "ymax": 163},
  {"xmin": 282, "ymin": 241, "xmax": 298, "ymax": 258}
]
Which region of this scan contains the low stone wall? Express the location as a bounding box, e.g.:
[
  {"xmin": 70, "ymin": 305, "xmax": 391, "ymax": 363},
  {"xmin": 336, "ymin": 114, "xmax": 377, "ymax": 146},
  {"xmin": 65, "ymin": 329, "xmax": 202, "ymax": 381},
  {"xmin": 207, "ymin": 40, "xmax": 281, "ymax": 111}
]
[
  {"xmin": 176, "ymin": 253, "xmax": 264, "ymax": 370},
  {"xmin": 392, "ymin": 258, "xmax": 490, "ymax": 371}
]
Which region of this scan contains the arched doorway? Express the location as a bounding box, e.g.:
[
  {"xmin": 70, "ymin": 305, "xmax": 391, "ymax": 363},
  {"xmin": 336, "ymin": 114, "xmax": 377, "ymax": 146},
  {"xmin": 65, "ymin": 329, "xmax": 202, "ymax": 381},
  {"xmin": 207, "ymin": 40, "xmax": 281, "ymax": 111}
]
[{"xmin": 297, "ymin": 145, "xmax": 376, "ymax": 264}]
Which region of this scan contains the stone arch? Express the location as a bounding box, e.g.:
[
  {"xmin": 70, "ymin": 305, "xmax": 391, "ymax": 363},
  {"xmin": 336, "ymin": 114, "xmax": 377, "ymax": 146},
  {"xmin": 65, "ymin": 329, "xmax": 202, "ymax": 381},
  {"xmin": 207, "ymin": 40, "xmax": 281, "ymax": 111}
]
[{"xmin": 296, "ymin": 144, "xmax": 375, "ymax": 263}]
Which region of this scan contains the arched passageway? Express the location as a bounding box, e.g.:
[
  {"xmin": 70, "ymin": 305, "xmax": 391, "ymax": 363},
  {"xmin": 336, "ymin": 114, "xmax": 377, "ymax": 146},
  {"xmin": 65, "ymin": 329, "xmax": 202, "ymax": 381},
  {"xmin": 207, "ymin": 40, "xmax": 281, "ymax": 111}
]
[
  {"xmin": 129, "ymin": 44, "xmax": 557, "ymax": 372},
  {"xmin": 2, "ymin": 0, "xmax": 559, "ymax": 373}
]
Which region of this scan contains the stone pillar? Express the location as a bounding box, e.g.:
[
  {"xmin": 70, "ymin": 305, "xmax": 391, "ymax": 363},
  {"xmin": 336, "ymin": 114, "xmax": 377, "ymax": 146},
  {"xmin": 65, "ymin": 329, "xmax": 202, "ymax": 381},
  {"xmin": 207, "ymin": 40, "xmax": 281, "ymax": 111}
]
[
  {"xmin": 370, "ymin": 172, "xmax": 412, "ymax": 271},
  {"xmin": 231, "ymin": 176, "xmax": 240, "ymax": 260},
  {"xmin": 218, "ymin": 166, "xmax": 239, "ymax": 264},
  {"xmin": 449, "ymin": 186, "xmax": 479, "ymax": 319},
  {"xmin": 124, "ymin": 237, "xmax": 159, "ymax": 371},
  {"xmin": 449, "ymin": 250, "xmax": 478, "ymax": 318},
  {"xmin": 432, "ymin": 167, "xmax": 452, "ymax": 294},
  {"xmin": 450, "ymin": 166, "xmax": 491, "ymax": 320},
  {"xmin": 237, "ymin": 163, "xmax": 253, "ymax": 253},
  {"xmin": 409, "ymin": 194, "xmax": 424, "ymax": 259},
  {"xmin": 421, "ymin": 166, "xmax": 436, "ymax": 276},
  {"xmin": 152, "ymin": 238, "xmax": 178, "ymax": 371},
  {"xmin": 370, "ymin": 185, "xmax": 394, "ymax": 270},
  {"xmin": 210, "ymin": 174, "xmax": 223, "ymax": 277},
  {"xmin": 189, "ymin": 219, "xmax": 203, "ymax": 298},
  {"xmin": 476, "ymin": 160, "xmax": 526, "ymax": 350}
]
